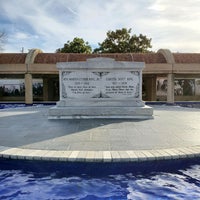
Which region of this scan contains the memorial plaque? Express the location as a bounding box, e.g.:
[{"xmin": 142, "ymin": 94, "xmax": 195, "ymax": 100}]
[
  {"xmin": 61, "ymin": 71, "xmax": 141, "ymax": 99},
  {"xmin": 49, "ymin": 57, "xmax": 153, "ymax": 119},
  {"xmin": 61, "ymin": 71, "xmax": 101, "ymax": 99},
  {"xmin": 101, "ymin": 71, "xmax": 140, "ymax": 98}
]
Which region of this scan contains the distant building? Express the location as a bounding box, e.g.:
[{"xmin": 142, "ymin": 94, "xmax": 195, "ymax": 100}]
[{"xmin": 0, "ymin": 49, "xmax": 200, "ymax": 104}]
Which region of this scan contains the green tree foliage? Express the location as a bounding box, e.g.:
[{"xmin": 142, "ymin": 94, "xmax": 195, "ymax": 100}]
[
  {"xmin": 93, "ymin": 28, "xmax": 152, "ymax": 53},
  {"xmin": 56, "ymin": 37, "xmax": 92, "ymax": 53}
]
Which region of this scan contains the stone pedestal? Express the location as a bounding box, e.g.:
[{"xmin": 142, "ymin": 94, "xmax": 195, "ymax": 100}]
[{"xmin": 48, "ymin": 58, "xmax": 153, "ymax": 119}]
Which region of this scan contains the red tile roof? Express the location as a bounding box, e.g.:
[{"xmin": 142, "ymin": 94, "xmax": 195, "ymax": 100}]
[
  {"xmin": 2, "ymin": 52, "xmax": 200, "ymax": 64},
  {"xmin": 173, "ymin": 53, "xmax": 200, "ymax": 63},
  {"xmin": 34, "ymin": 53, "xmax": 167, "ymax": 64},
  {"xmin": 0, "ymin": 53, "xmax": 27, "ymax": 64}
]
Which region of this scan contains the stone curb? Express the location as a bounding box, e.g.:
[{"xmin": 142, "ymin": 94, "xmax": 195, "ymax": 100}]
[{"xmin": 0, "ymin": 146, "xmax": 200, "ymax": 162}]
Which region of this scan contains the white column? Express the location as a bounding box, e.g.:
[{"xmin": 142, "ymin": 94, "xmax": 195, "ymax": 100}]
[
  {"xmin": 167, "ymin": 73, "xmax": 174, "ymax": 104},
  {"xmin": 25, "ymin": 73, "xmax": 33, "ymax": 104}
]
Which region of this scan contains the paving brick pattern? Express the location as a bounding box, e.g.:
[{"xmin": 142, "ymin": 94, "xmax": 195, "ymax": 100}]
[{"xmin": 0, "ymin": 105, "xmax": 200, "ymax": 162}]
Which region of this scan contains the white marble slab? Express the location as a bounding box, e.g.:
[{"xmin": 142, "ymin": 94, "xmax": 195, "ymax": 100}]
[{"xmin": 49, "ymin": 57, "xmax": 153, "ymax": 119}]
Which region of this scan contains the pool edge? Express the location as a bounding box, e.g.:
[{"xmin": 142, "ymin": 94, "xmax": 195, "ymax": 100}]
[{"xmin": 0, "ymin": 146, "xmax": 200, "ymax": 163}]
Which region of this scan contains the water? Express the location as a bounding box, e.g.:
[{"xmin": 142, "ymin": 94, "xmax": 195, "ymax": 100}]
[
  {"xmin": 0, "ymin": 103, "xmax": 51, "ymax": 109},
  {"xmin": 0, "ymin": 158, "xmax": 200, "ymax": 200},
  {"xmin": 0, "ymin": 104, "xmax": 26, "ymax": 109}
]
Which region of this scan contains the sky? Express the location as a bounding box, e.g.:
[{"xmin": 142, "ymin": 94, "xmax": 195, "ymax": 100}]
[{"xmin": 1, "ymin": 0, "xmax": 200, "ymax": 53}]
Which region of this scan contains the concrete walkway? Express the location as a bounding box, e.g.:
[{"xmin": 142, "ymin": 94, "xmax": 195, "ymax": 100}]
[{"xmin": 0, "ymin": 105, "xmax": 200, "ymax": 162}]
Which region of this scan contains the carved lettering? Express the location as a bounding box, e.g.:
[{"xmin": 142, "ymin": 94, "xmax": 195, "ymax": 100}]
[{"xmin": 61, "ymin": 71, "xmax": 140, "ymax": 99}]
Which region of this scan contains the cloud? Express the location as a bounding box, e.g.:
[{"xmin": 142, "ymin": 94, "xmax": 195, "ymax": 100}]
[
  {"xmin": 146, "ymin": 0, "xmax": 200, "ymax": 52},
  {"xmin": 14, "ymin": 32, "xmax": 33, "ymax": 40},
  {"xmin": 1, "ymin": 0, "xmax": 200, "ymax": 52}
]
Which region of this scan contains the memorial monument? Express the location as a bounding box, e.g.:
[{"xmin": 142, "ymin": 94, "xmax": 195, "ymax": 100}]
[{"xmin": 48, "ymin": 57, "xmax": 153, "ymax": 119}]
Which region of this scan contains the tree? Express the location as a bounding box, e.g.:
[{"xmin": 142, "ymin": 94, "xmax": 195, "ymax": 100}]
[
  {"xmin": 93, "ymin": 28, "xmax": 152, "ymax": 53},
  {"xmin": 0, "ymin": 31, "xmax": 6, "ymax": 52},
  {"xmin": 56, "ymin": 37, "xmax": 92, "ymax": 53}
]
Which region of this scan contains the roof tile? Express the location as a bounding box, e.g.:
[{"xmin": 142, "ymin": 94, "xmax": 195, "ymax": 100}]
[
  {"xmin": 0, "ymin": 53, "xmax": 27, "ymax": 64},
  {"xmin": 34, "ymin": 53, "xmax": 166, "ymax": 64},
  {"xmin": 173, "ymin": 53, "xmax": 200, "ymax": 63}
]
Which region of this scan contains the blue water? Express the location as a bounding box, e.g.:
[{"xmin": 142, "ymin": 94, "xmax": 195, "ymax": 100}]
[
  {"xmin": 0, "ymin": 103, "xmax": 53, "ymax": 109},
  {"xmin": 0, "ymin": 103, "xmax": 26, "ymax": 109},
  {"xmin": 0, "ymin": 159, "xmax": 200, "ymax": 200}
]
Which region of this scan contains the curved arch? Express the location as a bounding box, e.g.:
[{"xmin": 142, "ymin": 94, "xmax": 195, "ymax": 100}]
[
  {"xmin": 157, "ymin": 49, "xmax": 175, "ymax": 64},
  {"xmin": 25, "ymin": 48, "xmax": 43, "ymax": 64},
  {"xmin": 24, "ymin": 49, "xmax": 43, "ymax": 104}
]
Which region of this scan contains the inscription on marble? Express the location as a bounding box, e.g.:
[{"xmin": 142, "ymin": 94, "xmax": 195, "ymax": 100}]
[
  {"xmin": 61, "ymin": 71, "xmax": 140, "ymax": 99},
  {"xmin": 62, "ymin": 71, "xmax": 100, "ymax": 98},
  {"xmin": 102, "ymin": 71, "xmax": 139, "ymax": 98}
]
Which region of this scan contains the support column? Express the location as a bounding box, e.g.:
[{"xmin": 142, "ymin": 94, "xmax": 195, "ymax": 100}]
[
  {"xmin": 43, "ymin": 78, "xmax": 49, "ymax": 101},
  {"xmin": 151, "ymin": 76, "xmax": 157, "ymax": 101},
  {"xmin": 167, "ymin": 73, "xmax": 174, "ymax": 104},
  {"xmin": 145, "ymin": 77, "xmax": 157, "ymax": 101},
  {"xmin": 25, "ymin": 73, "xmax": 33, "ymax": 105}
]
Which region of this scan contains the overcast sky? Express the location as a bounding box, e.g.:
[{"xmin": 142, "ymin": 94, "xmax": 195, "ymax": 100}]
[{"xmin": 1, "ymin": 0, "xmax": 200, "ymax": 53}]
